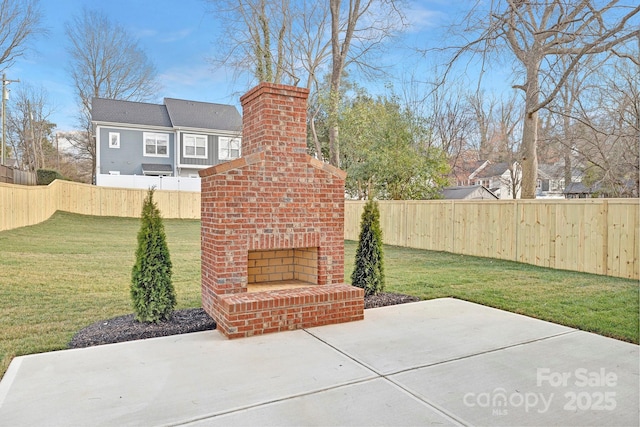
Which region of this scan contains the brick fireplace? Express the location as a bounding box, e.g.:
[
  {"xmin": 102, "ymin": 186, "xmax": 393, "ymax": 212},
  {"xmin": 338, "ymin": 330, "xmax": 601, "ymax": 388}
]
[{"xmin": 199, "ymin": 82, "xmax": 364, "ymax": 338}]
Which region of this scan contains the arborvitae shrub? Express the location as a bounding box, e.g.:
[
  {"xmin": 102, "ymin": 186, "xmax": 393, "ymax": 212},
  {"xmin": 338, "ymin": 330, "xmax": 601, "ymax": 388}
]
[
  {"xmin": 351, "ymin": 199, "xmax": 385, "ymax": 296},
  {"xmin": 131, "ymin": 188, "xmax": 176, "ymax": 322}
]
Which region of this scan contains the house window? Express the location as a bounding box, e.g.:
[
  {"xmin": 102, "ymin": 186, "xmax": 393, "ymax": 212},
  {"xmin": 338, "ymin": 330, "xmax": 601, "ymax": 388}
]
[
  {"xmin": 108, "ymin": 132, "xmax": 120, "ymax": 149},
  {"xmin": 218, "ymin": 137, "xmax": 241, "ymax": 160},
  {"xmin": 144, "ymin": 132, "xmax": 169, "ymax": 157},
  {"xmin": 183, "ymin": 134, "xmax": 207, "ymax": 159}
]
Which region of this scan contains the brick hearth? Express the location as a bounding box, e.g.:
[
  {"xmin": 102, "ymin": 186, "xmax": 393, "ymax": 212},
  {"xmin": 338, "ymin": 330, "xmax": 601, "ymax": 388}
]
[{"xmin": 199, "ymin": 82, "xmax": 364, "ymax": 338}]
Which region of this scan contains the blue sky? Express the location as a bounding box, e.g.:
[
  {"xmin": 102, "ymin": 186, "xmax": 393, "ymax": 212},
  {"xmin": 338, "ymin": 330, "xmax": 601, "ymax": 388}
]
[{"xmin": 10, "ymin": 0, "xmax": 476, "ymax": 132}]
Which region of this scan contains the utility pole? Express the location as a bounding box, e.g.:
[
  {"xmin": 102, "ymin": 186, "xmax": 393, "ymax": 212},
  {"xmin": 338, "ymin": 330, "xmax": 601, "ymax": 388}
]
[{"xmin": 1, "ymin": 73, "xmax": 20, "ymax": 165}]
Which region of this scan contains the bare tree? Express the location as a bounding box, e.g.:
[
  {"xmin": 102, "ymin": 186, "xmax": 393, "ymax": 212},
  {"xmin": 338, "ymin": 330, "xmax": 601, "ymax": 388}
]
[
  {"xmin": 7, "ymin": 84, "xmax": 55, "ymax": 171},
  {"xmin": 327, "ymin": 0, "xmax": 405, "ymax": 166},
  {"xmin": 572, "ymin": 58, "xmax": 639, "ymax": 196},
  {"xmin": 442, "ymin": 1, "xmax": 640, "ymax": 198},
  {"xmin": 207, "ymin": 0, "xmax": 405, "ymax": 166},
  {"xmin": 493, "ymin": 94, "xmax": 523, "ymax": 199},
  {"xmin": 209, "ymin": 0, "xmax": 293, "ymax": 84},
  {"xmin": 468, "ymin": 91, "xmax": 497, "ymax": 160},
  {"xmin": 427, "ymin": 84, "xmax": 474, "ymax": 172},
  {"xmin": 0, "ymin": 0, "xmax": 45, "ymax": 164},
  {"xmin": 0, "ymin": 0, "xmax": 44, "ymax": 69},
  {"xmin": 65, "ymin": 8, "xmax": 160, "ymax": 180}
]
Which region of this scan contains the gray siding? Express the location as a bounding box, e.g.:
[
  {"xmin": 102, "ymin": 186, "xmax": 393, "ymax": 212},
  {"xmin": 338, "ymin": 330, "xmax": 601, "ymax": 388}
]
[
  {"xmin": 178, "ymin": 134, "xmax": 231, "ymax": 166},
  {"xmin": 99, "ymin": 127, "xmax": 174, "ymax": 175},
  {"xmin": 179, "ymin": 134, "xmax": 215, "ymax": 166}
]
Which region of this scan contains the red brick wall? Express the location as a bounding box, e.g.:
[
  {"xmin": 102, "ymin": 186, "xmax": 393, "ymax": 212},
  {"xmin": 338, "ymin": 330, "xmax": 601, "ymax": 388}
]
[
  {"xmin": 215, "ymin": 285, "xmax": 364, "ymax": 338},
  {"xmin": 239, "ymin": 83, "xmax": 309, "ymax": 158},
  {"xmin": 199, "ymin": 82, "xmax": 362, "ymax": 337}
]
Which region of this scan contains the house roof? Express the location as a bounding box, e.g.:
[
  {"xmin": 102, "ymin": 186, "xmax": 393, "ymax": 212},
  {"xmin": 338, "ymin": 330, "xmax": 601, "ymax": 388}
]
[
  {"xmin": 164, "ymin": 98, "xmax": 241, "ymax": 131},
  {"xmin": 475, "ymin": 162, "xmax": 510, "ymax": 178},
  {"xmin": 564, "ymin": 181, "xmax": 592, "ymax": 194},
  {"xmin": 538, "ymin": 162, "xmax": 583, "ymax": 181},
  {"xmin": 91, "ymin": 97, "xmax": 241, "ymax": 132},
  {"xmin": 441, "ymin": 185, "xmax": 498, "ymax": 200},
  {"xmin": 538, "ymin": 163, "xmax": 564, "ymax": 180},
  {"xmin": 453, "ymin": 159, "xmax": 487, "ymax": 181},
  {"xmin": 92, "ymin": 98, "xmax": 173, "ymax": 127}
]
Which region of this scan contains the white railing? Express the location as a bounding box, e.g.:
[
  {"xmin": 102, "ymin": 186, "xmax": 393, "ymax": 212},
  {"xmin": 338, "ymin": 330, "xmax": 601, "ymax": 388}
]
[{"xmin": 96, "ymin": 174, "xmax": 201, "ymax": 192}]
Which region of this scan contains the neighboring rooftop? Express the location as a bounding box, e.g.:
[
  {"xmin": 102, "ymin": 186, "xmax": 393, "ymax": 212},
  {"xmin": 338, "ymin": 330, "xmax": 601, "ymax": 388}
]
[
  {"xmin": 164, "ymin": 98, "xmax": 241, "ymax": 131},
  {"xmin": 91, "ymin": 97, "xmax": 241, "ymax": 132},
  {"xmin": 441, "ymin": 185, "xmax": 498, "ymax": 200},
  {"xmin": 92, "ymin": 98, "xmax": 172, "ymax": 128},
  {"xmin": 474, "ymin": 162, "xmax": 511, "ymax": 178}
]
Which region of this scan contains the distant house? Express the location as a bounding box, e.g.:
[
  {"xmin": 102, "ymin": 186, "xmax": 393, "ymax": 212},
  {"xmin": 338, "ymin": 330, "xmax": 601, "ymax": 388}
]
[
  {"xmin": 536, "ymin": 162, "xmax": 584, "ymax": 199},
  {"xmin": 441, "ymin": 185, "xmax": 498, "ymax": 200},
  {"xmin": 92, "ymin": 97, "xmax": 242, "ymax": 190},
  {"xmin": 469, "ymin": 161, "xmax": 521, "ymax": 199},
  {"xmin": 450, "ymin": 158, "xmax": 488, "ymax": 187},
  {"xmin": 563, "ymin": 180, "xmax": 637, "ymax": 198}
]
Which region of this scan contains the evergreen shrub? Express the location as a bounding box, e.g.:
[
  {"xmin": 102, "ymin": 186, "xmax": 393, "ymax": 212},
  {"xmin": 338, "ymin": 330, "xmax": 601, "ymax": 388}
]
[
  {"xmin": 351, "ymin": 199, "xmax": 385, "ymax": 296},
  {"xmin": 131, "ymin": 188, "xmax": 176, "ymax": 322}
]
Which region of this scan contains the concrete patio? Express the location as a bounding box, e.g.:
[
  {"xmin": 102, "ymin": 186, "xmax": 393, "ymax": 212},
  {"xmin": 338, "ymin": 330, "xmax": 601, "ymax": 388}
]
[{"xmin": 0, "ymin": 298, "xmax": 638, "ymax": 426}]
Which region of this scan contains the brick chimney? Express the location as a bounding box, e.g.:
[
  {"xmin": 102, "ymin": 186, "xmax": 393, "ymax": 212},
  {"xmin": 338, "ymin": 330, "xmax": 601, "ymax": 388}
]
[
  {"xmin": 199, "ymin": 83, "xmax": 364, "ymax": 338},
  {"xmin": 239, "ymin": 83, "xmax": 309, "ymax": 157}
]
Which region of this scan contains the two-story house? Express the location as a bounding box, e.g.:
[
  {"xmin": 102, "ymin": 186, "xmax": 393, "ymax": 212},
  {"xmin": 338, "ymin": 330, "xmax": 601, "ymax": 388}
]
[
  {"xmin": 469, "ymin": 161, "xmax": 522, "ymax": 199},
  {"xmin": 92, "ymin": 97, "xmax": 242, "ymax": 190}
]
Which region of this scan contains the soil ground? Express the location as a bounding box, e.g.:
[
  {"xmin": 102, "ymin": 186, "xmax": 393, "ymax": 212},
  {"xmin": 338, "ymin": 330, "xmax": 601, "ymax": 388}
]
[{"xmin": 69, "ymin": 292, "xmax": 420, "ymax": 349}]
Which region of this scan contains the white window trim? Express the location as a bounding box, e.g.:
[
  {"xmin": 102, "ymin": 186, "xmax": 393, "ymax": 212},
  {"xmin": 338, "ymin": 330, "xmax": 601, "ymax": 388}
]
[
  {"xmin": 218, "ymin": 136, "xmax": 241, "ymax": 160},
  {"xmin": 143, "ymin": 132, "xmax": 170, "ymax": 158},
  {"xmin": 108, "ymin": 132, "xmax": 120, "ymax": 149},
  {"xmin": 183, "ymin": 134, "xmax": 208, "ymax": 159}
]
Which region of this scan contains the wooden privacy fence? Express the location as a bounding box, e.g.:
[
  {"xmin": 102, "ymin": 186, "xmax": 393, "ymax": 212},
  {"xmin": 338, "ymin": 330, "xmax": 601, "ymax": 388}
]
[
  {"xmin": 0, "ymin": 165, "xmax": 36, "ymax": 185},
  {"xmin": 345, "ymin": 200, "xmax": 638, "ymax": 280},
  {"xmin": 1, "ymin": 181, "xmax": 637, "ymax": 279},
  {"xmin": 0, "ymin": 180, "xmax": 200, "ymax": 231}
]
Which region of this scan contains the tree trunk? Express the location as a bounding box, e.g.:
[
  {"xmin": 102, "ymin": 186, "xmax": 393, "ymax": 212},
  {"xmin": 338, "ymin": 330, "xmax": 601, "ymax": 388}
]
[
  {"xmin": 520, "ymin": 110, "xmax": 538, "ymax": 199},
  {"xmin": 327, "ymin": 53, "xmax": 341, "ymax": 166},
  {"xmin": 521, "ymin": 65, "xmax": 539, "ymax": 199},
  {"xmin": 562, "ymin": 111, "xmax": 572, "ymax": 191},
  {"xmin": 328, "ymin": 0, "xmax": 342, "ymax": 168}
]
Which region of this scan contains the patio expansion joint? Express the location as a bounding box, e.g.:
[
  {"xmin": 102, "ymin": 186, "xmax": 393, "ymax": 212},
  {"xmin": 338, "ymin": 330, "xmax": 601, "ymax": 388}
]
[
  {"xmin": 301, "ymin": 329, "xmax": 469, "ymax": 426},
  {"xmin": 387, "ymin": 329, "xmax": 579, "ymax": 378},
  {"xmin": 166, "ymin": 378, "xmax": 381, "ymax": 427}
]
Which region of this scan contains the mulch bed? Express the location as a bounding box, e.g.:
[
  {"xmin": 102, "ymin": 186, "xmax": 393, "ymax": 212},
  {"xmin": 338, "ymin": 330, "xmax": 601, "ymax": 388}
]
[{"xmin": 68, "ymin": 292, "xmax": 419, "ymax": 349}]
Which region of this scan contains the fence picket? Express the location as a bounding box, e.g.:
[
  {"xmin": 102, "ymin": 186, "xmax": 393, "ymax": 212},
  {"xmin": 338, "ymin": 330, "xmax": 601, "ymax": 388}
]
[{"xmin": 0, "ymin": 181, "xmax": 636, "ymax": 279}]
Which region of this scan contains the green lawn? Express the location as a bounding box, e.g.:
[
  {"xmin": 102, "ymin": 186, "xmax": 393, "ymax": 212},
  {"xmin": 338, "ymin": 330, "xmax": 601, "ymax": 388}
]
[{"xmin": 1, "ymin": 212, "xmax": 638, "ymax": 379}]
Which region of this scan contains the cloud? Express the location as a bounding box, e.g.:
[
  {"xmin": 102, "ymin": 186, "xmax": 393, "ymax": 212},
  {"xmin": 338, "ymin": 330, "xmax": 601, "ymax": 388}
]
[
  {"xmin": 157, "ymin": 63, "xmax": 251, "ymax": 106},
  {"xmin": 405, "ymin": 4, "xmax": 448, "ymax": 33},
  {"xmin": 134, "ymin": 27, "xmax": 193, "ymax": 43},
  {"xmin": 158, "ymin": 64, "xmax": 215, "ymax": 87},
  {"xmin": 159, "ymin": 28, "xmax": 193, "ymax": 43},
  {"xmin": 405, "ymin": 0, "xmax": 452, "ymax": 33},
  {"xmin": 134, "ymin": 28, "xmax": 158, "ymax": 39}
]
